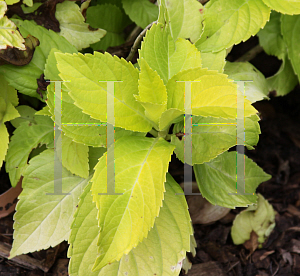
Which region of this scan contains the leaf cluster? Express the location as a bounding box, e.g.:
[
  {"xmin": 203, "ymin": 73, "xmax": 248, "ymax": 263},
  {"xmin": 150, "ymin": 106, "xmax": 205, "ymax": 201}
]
[{"xmin": 1, "ymin": 0, "xmax": 299, "ymax": 275}]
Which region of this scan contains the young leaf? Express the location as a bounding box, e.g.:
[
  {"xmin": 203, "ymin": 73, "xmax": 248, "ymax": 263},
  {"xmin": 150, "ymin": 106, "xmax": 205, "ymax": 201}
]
[
  {"xmin": 194, "ymin": 151, "xmax": 271, "ymax": 208},
  {"xmin": 55, "ymin": 1, "xmax": 106, "ymax": 51},
  {"xmin": 159, "ymin": 108, "xmax": 184, "ymax": 131},
  {"xmin": 171, "ymin": 115, "xmax": 260, "ymax": 165},
  {"xmin": 69, "ymin": 174, "xmax": 194, "ymax": 276},
  {"xmin": 267, "ymin": 55, "xmax": 298, "ymax": 96},
  {"xmin": 9, "ymin": 149, "xmax": 90, "ymax": 258},
  {"xmin": 0, "ymin": 19, "xmax": 77, "ymax": 99},
  {"xmin": 200, "ymin": 50, "xmax": 226, "ymax": 73},
  {"xmin": 5, "ymin": 115, "xmax": 54, "ymax": 187},
  {"xmin": 224, "ymin": 62, "xmax": 269, "ymax": 103},
  {"xmin": 0, "ymin": 0, "xmax": 25, "ymax": 50},
  {"xmin": 86, "ymin": 4, "xmax": 128, "ymax": 51},
  {"xmin": 195, "ymin": 0, "xmax": 270, "ymax": 52},
  {"xmin": 158, "ymin": 0, "xmax": 204, "ymax": 42},
  {"xmin": 139, "ymin": 23, "xmax": 202, "ymax": 84},
  {"xmin": 281, "ymin": 14, "xmax": 300, "ymax": 80},
  {"xmin": 167, "ymin": 67, "xmax": 258, "ymax": 119},
  {"xmin": 262, "ymin": 0, "xmax": 300, "ymax": 15},
  {"xmin": 136, "ymin": 58, "xmax": 167, "ymax": 125},
  {"xmin": 122, "ymin": 0, "xmax": 158, "ymax": 28},
  {"xmin": 91, "ymin": 136, "xmax": 175, "ymax": 270},
  {"xmin": 257, "ymin": 11, "xmax": 286, "ymax": 60},
  {"xmin": 231, "ymin": 194, "xmax": 276, "ymax": 247},
  {"xmin": 60, "ymin": 133, "xmax": 89, "ymax": 179},
  {"xmin": 55, "ymin": 51, "xmax": 153, "ymax": 132}
]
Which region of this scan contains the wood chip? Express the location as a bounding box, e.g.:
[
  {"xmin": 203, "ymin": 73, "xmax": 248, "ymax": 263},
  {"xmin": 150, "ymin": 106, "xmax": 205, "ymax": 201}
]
[
  {"xmin": 0, "ymin": 241, "xmax": 48, "ymax": 272},
  {"xmin": 186, "ymin": 261, "xmax": 226, "ymax": 276}
]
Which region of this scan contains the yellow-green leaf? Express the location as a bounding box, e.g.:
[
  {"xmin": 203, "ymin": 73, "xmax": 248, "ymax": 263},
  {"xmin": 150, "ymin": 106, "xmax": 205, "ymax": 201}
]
[
  {"xmin": 195, "ymin": 0, "xmax": 270, "ymax": 52},
  {"xmin": 91, "ymin": 136, "xmax": 175, "ymax": 270},
  {"xmin": 167, "ymin": 67, "xmax": 258, "ymax": 119}
]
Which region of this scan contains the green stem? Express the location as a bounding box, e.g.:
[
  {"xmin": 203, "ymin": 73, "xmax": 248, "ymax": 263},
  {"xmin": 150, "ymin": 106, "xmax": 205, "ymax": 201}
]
[{"xmin": 149, "ymin": 128, "xmax": 158, "ymax": 137}]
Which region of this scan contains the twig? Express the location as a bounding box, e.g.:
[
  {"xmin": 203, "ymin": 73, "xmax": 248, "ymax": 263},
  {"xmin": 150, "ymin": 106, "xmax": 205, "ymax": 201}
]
[
  {"xmin": 126, "ymin": 21, "xmax": 157, "ymax": 62},
  {"xmin": 126, "ymin": 25, "xmax": 142, "ymax": 43},
  {"xmin": 271, "ymin": 258, "xmax": 280, "ymax": 276},
  {"xmin": 226, "ymin": 261, "xmax": 240, "ymax": 273}
]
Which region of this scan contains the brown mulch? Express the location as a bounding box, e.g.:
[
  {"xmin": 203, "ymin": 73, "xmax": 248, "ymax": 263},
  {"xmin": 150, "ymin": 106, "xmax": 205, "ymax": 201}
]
[{"xmin": 1, "ymin": 38, "xmax": 300, "ymax": 275}]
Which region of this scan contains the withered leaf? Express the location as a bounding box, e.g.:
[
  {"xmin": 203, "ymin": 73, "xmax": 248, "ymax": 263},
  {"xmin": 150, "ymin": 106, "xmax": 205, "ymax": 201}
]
[{"xmin": 0, "ymin": 34, "xmax": 39, "ymax": 66}]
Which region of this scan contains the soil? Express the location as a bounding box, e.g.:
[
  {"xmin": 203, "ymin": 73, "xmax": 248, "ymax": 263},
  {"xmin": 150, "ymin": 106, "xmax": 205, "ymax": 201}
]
[{"xmin": 1, "ymin": 37, "xmax": 300, "ymax": 276}]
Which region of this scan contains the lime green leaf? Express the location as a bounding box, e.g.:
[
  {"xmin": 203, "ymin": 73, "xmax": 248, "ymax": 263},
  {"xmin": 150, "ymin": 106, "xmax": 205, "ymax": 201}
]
[
  {"xmin": 194, "ymin": 151, "xmax": 271, "ymax": 208},
  {"xmin": 257, "ymin": 11, "xmax": 286, "ymax": 59},
  {"xmin": 86, "ymin": 4, "xmax": 127, "ymax": 51},
  {"xmin": 0, "ymin": 98, "xmax": 19, "ymax": 123},
  {"xmin": 4, "ymin": 0, "xmax": 19, "ymax": 5},
  {"xmin": 171, "ymin": 115, "xmax": 260, "ymax": 165},
  {"xmin": 0, "ymin": 122, "xmax": 9, "ymax": 168},
  {"xmin": 91, "ymin": 136, "xmax": 175, "ymax": 270},
  {"xmin": 45, "ymin": 49, "xmax": 145, "ymax": 146},
  {"xmin": 262, "ymin": 0, "xmax": 300, "ymax": 15},
  {"xmin": 0, "ymin": 1, "xmax": 25, "ymax": 50},
  {"xmin": 68, "ymin": 182, "xmax": 99, "ymax": 276},
  {"xmin": 122, "ymin": 0, "xmax": 158, "ymax": 28},
  {"xmin": 136, "ymin": 58, "xmax": 167, "ymax": 125},
  {"xmin": 69, "ymin": 174, "xmax": 194, "ymax": 276},
  {"xmin": 0, "ymin": 19, "xmax": 77, "ymax": 99},
  {"xmin": 281, "ymin": 14, "xmax": 300, "ymax": 80},
  {"xmin": 139, "ymin": 23, "xmax": 202, "ymax": 84},
  {"xmin": 0, "ymin": 74, "xmax": 19, "ymax": 168},
  {"xmin": 0, "ymin": 74, "xmax": 19, "ymax": 123},
  {"xmin": 267, "ymin": 55, "xmax": 298, "ymax": 96},
  {"xmin": 22, "ymin": 0, "xmax": 32, "ymax": 7},
  {"xmin": 9, "ymin": 149, "xmax": 90, "ymax": 258},
  {"xmin": 5, "ymin": 115, "xmax": 54, "ymax": 187},
  {"xmin": 159, "ymin": 108, "xmax": 184, "ymax": 131},
  {"xmin": 10, "ymin": 105, "xmax": 36, "ymax": 128},
  {"xmin": 45, "ymin": 48, "xmax": 108, "ymax": 146},
  {"xmin": 137, "ymin": 59, "xmax": 167, "ymax": 104},
  {"xmin": 35, "ymin": 105, "xmax": 51, "ymax": 116},
  {"xmin": 167, "ymin": 67, "xmax": 258, "ymax": 119},
  {"xmin": 61, "ymin": 133, "xmax": 89, "ymax": 178},
  {"xmin": 231, "ymin": 194, "xmax": 276, "ymax": 247},
  {"xmin": 158, "ymin": 0, "xmax": 204, "ymax": 43},
  {"xmin": 200, "ymin": 50, "xmax": 226, "ymax": 73},
  {"xmin": 55, "ymin": 51, "xmax": 153, "ymax": 132},
  {"xmin": 55, "ymin": 1, "xmax": 106, "ymax": 51},
  {"xmin": 195, "ymin": 0, "xmax": 270, "ymax": 52},
  {"xmin": 224, "ymin": 62, "xmax": 269, "ymax": 103}
]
